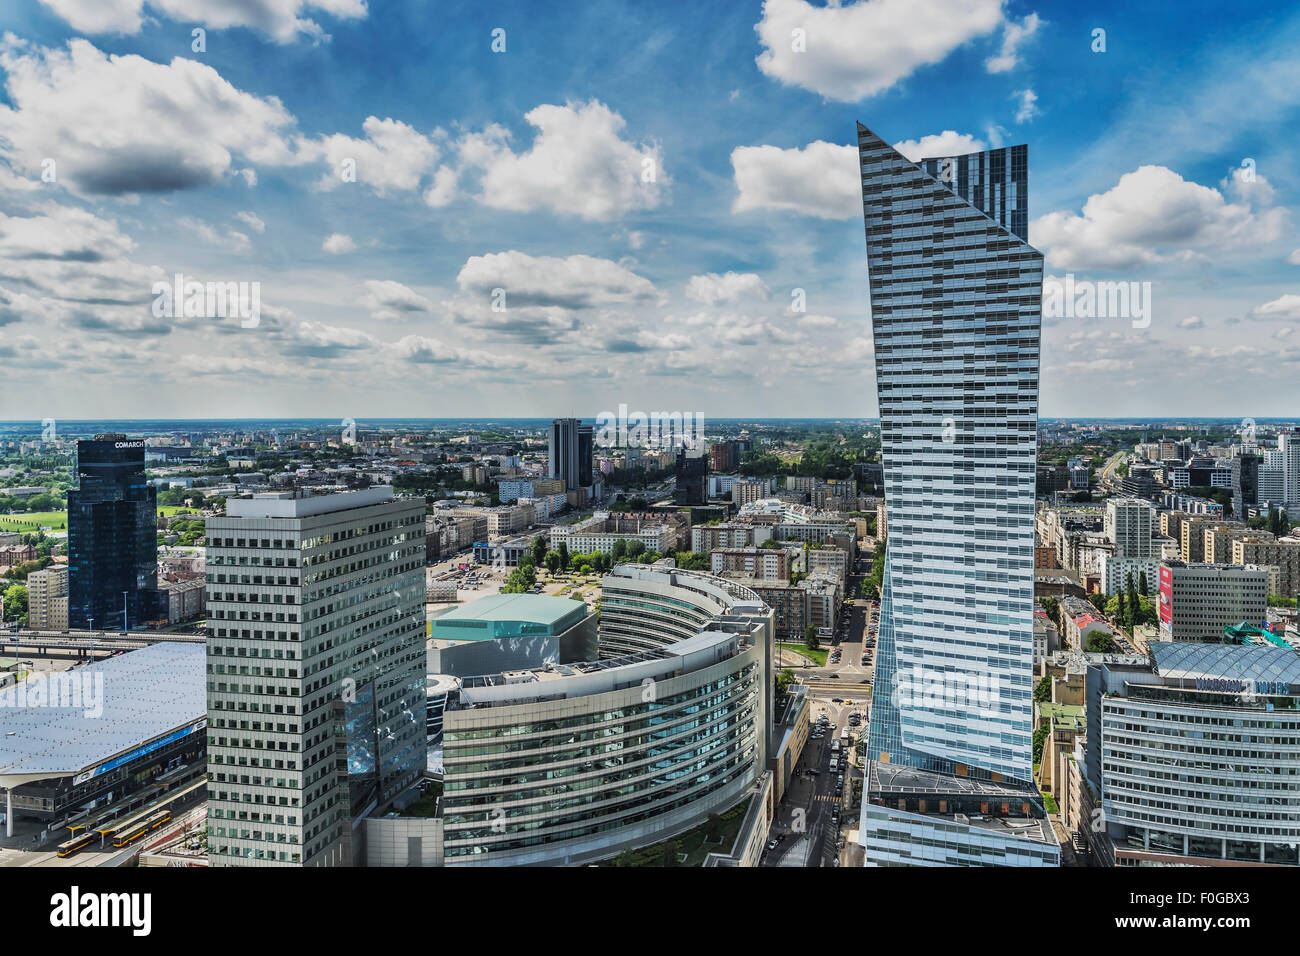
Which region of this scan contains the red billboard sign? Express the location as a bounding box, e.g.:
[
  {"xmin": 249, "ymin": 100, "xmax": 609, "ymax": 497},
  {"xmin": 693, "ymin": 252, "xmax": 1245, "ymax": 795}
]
[{"xmin": 1158, "ymin": 565, "xmax": 1173, "ymax": 627}]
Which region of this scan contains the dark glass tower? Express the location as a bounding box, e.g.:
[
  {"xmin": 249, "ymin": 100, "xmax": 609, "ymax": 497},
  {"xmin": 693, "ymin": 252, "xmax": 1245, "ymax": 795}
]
[
  {"xmin": 674, "ymin": 447, "xmax": 707, "ymax": 505},
  {"xmin": 549, "ymin": 418, "xmax": 594, "ymax": 493},
  {"xmin": 67, "ymin": 435, "xmax": 160, "ymax": 630}
]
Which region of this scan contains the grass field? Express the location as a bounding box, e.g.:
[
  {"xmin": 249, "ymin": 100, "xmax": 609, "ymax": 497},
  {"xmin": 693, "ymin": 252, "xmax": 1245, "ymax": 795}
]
[
  {"xmin": 0, "ymin": 506, "xmax": 198, "ymax": 533},
  {"xmin": 0, "ymin": 511, "xmax": 67, "ymax": 531},
  {"xmin": 777, "ymin": 643, "xmax": 828, "ymax": 667}
]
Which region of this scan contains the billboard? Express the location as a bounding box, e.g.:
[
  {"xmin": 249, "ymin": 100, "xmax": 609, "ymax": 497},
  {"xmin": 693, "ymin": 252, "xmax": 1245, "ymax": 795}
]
[{"xmin": 1158, "ymin": 565, "xmax": 1173, "ymax": 629}]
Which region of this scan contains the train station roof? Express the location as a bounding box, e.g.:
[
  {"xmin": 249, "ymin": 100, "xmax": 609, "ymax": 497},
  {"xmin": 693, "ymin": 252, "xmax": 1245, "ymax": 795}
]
[{"xmin": 0, "ymin": 642, "xmax": 205, "ymax": 789}]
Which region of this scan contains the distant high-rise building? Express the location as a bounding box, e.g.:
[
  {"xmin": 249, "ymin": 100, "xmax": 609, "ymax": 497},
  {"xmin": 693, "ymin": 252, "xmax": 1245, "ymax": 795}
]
[
  {"xmin": 1280, "ymin": 432, "xmax": 1300, "ymax": 508},
  {"xmin": 674, "ymin": 447, "xmax": 707, "ymax": 505},
  {"xmin": 67, "ymin": 435, "xmax": 161, "ymax": 630},
  {"xmin": 709, "ymin": 439, "xmax": 742, "ymax": 472},
  {"xmin": 858, "ymin": 123, "xmax": 1057, "ymax": 866},
  {"xmin": 205, "ymin": 488, "xmax": 426, "ymax": 866},
  {"xmin": 1105, "ymin": 498, "xmax": 1154, "ymax": 559},
  {"xmin": 548, "ymin": 418, "xmax": 593, "ymax": 493},
  {"xmin": 1231, "ymin": 452, "xmax": 1261, "ymax": 520}
]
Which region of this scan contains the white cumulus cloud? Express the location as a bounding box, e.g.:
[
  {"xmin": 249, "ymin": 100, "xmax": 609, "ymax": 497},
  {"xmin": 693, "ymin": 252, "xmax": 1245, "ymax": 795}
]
[
  {"xmin": 685, "ymin": 272, "xmax": 771, "ymax": 305},
  {"xmin": 754, "ymin": 0, "xmax": 1006, "ymax": 102},
  {"xmin": 1033, "ymin": 165, "xmax": 1290, "ymax": 270},
  {"xmin": 731, "ymin": 141, "xmax": 858, "ymax": 219},
  {"xmin": 457, "ymin": 100, "xmax": 667, "ymax": 221}
]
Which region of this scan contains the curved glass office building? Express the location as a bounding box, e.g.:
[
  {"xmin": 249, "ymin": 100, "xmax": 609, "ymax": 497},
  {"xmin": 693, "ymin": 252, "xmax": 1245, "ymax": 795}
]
[{"xmin": 437, "ymin": 565, "xmax": 774, "ymax": 866}]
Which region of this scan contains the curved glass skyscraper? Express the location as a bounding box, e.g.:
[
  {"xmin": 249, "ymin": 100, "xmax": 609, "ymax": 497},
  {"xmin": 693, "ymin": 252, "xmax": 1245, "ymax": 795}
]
[{"xmin": 857, "ymin": 123, "xmax": 1057, "ymax": 866}]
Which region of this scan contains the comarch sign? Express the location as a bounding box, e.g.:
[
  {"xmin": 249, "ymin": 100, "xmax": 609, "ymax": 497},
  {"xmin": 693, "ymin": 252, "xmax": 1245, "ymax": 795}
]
[{"xmin": 113, "ymin": 441, "xmax": 146, "ymax": 449}]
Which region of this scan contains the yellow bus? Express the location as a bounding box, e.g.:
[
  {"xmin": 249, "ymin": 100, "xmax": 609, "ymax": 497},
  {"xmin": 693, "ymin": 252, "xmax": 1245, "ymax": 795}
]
[{"xmin": 57, "ymin": 832, "xmax": 95, "ymax": 858}]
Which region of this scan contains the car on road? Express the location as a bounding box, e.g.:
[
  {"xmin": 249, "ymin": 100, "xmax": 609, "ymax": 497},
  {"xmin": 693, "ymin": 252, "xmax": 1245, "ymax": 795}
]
[
  {"xmin": 835, "ymin": 785, "xmax": 842, "ymax": 797},
  {"xmin": 831, "ymin": 697, "xmax": 842, "ymax": 703},
  {"xmin": 766, "ymin": 837, "xmax": 781, "ymax": 851}
]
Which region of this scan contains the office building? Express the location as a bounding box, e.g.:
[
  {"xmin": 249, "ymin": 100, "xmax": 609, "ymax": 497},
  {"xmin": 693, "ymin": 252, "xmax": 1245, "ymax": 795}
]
[
  {"xmin": 429, "ymin": 565, "xmax": 774, "ymax": 865},
  {"xmin": 674, "ymin": 446, "xmax": 708, "ymax": 505},
  {"xmin": 858, "ymin": 124, "xmax": 1055, "ymax": 865},
  {"xmin": 1282, "ymin": 432, "xmax": 1300, "ymax": 507},
  {"xmin": 1087, "ymin": 642, "xmax": 1300, "ymax": 866},
  {"xmin": 66, "ymin": 436, "xmax": 162, "ymax": 631},
  {"xmin": 1157, "ymin": 560, "xmax": 1268, "ymax": 643},
  {"xmin": 548, "ymin": 418, "xmax": 593, "ymax": 494},
  {"xmin": 426, "ymin": 592, "xmax": 598, "ymax": 676},
  {"xmin": 1231, "ymin": 453, "xmax": 1261, "ymax": 520},
  {"xmin": 205, "ymin": 487, "xmax": 426, "ymax": 866}
]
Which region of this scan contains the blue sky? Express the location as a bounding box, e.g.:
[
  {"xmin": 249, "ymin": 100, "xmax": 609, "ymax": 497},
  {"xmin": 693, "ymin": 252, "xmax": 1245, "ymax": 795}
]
[{"xmin": 1, "ymin": 0, "xmax": 1298, "ymax": 420}]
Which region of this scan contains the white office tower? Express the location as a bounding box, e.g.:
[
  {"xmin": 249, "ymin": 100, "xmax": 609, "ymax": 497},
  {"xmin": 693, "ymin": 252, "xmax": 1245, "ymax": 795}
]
[
  {"xmin": 1105, "ymin": 498, "xmax": 1155, "ymax": 559},
  {"xmin": 1280, "ymin": 432, "xmax": 1300, "ymax": 509},
  {"xmin": 857, "ymin": 123, "xmax": 1058, "ymax": 866},
  {"xmin": 205, "ymin": 488, "xmax": 426, "ymax": 866}
]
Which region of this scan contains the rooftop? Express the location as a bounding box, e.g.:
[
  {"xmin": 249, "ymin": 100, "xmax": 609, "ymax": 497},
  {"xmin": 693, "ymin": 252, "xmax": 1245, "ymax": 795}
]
[
  {"xmin": 0, "ymin": 642, "xmax": 205, "ymax": 787},
  {"xmin": 1151, "ymin": 640, "xmax": 1300, "ymax": 686},
  {"xmin": 430, "ymin": 592, "xmax": 588, "ymax": 630}
]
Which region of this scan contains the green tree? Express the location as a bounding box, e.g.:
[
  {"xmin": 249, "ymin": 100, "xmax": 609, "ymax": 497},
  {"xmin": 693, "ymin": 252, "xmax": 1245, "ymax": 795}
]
[
  {"xmin": 1138, "ymin": 571, "xmax": 1149, "ymax": 597},
  {"xmin": 2, "ymin": 583, "xmax": 28, "ymax": 625},
  {"xmin": 1033, "ymin": 724, "xmax": 1050, "ymax": 764},
  {"xmin": 1087, "ymin": 592, "xmax": 1107, "ymax": 614},
  {"xmin": 1033, "ymin": 675, "xmax": 1052, "ymax": 703},
  {"xmin": 626, "ymin": 540, "xmax": 646, "ymax": 559},
  {"xmin": 558, "ymin": 542, "xmax": 570, "ymax": 571},
  {"xmin": 544, "ymin": 550, "xmax": 562, "ymax": 574},
  {"xmin": 803, "ymin": 625, "xmax": 820, "ymax": 651},
  {"xmin": 1040, "ymin": 596, "xmax": 1060, "ymax": 629},
  {"xmin": 1084, "ymin": 631, "xmax": 1116, "ymax": 653},
  {"xmin": 611, "ymin": 539, "xmax": 628, "ymax": 560},
  {"xmin": 529, "ymin": 535, "xmax": 547, "ymax": 568}
]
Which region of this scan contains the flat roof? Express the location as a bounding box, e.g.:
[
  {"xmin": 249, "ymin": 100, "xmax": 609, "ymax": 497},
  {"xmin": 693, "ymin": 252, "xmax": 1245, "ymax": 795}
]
[
  {"xmin": 432, "ymin": 593, "xmax": 586, "ymax": 628},
  {"xmin": 224, "ymin": 485, "xmax": 394, "ymax": 519},
  {"xmin": 0, "ymin": 642, "xmax": 205, "ymax": 787}
]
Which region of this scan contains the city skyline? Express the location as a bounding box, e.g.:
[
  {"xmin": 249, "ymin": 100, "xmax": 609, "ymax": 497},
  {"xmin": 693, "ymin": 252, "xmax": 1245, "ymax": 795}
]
[{"xmin": 2, "ymin": 1, "xmax": 1299, "ymax": 419}]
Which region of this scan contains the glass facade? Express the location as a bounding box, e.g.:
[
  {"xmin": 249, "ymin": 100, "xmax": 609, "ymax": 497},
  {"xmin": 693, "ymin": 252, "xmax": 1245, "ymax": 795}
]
[
  {"xmin": 436, "ymin": 565, "xmax": 772, "ymax": 866},
  {"xmin": 205, "ymin": 493, "xmax": 426, "ymax": 866},
  {"xmin": 859, "ymin": 123, "xmax": 1042, "ymax": 786},
  {"xmin": 66, "ymin": 438, "xmax": 161, "ymax": 630},
  {"xmin": 441, "ymin": 667, "xmax": 761, "ymax": 859}
]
